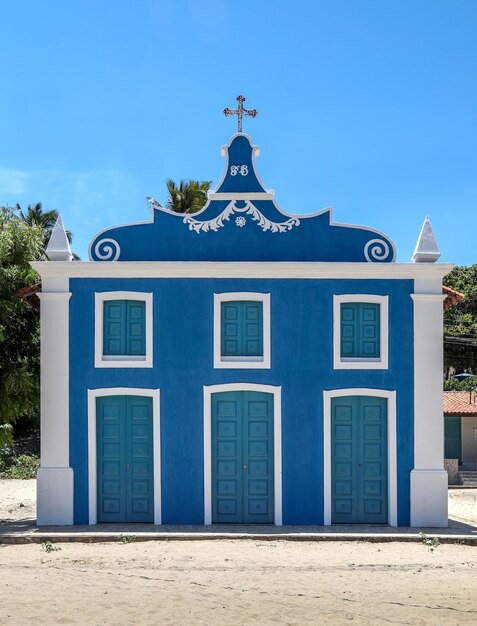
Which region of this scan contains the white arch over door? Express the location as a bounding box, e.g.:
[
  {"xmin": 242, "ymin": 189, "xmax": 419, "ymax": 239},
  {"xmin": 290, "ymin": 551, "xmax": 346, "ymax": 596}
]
[
  {"xmin": 203, "ymin": 383, "xmax": 282, "ymax": 525},
  {"xmin": 87, "ymin": 387, "xmax": 161, "ymax": 525},
  {"xmin": 323, "ymin": 388, "xmax": 397, "ymax": 527}
]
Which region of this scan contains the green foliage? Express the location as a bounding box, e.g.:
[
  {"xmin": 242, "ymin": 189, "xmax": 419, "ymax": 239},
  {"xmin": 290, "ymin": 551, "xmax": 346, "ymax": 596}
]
[
  {"xmin": 42, "ymin": 541, "xmax": 61, "ymax": 553},
  {"xmin": 444, "ymin": 265, "xmax": 477, "ymax": 375},
  {"xmin": 17, "ymin": 202, "xmax": 73, "ymax": 247},
  {"xmin": 0, "ymin": 423, "xmax": 13, "ymax": 460},
  {"xmin": 117, "ymin": 534, "xmax": 137, "ymax": 543},
  {"xmin": 165, "ymin": 179, "xmax": 212, "ymax": 214},
  {"xmin": 443, "ymin": 377, "xmax": 477, "ymax": 391},
  {"xmin": 0, "ymin": 453, "xmax": 40, "ymax": 478},
  {"xmin": 419, "ymin": 532, "xmax": 440, "ymax": 552},
  {"xmin": 0, "ymin": 206, "xmax": 43, "ymax": 425},
  {"xmin": 445, "ymin": 265, "xmax": 477, "ymax": 314}
]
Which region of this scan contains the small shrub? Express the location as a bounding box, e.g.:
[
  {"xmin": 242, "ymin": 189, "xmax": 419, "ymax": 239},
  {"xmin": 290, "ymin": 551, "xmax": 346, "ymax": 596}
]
[
  {"xmin": 0, "ymin": 454, "xmax": 40, "ymax": 479},
  {"xmin": 42, "ymin": 541, "xmax": 61, "ymax": 553},
  {"xmin": 443, "ymin": 374, "xmax": 477, "ymax": 391},
  {"xmin": 419, "ymin": 532, "xmax": 440, "ymax": 552},
  {"xmin": 117, "ymin": 534, "xmax": 137, "ymax": 544}
]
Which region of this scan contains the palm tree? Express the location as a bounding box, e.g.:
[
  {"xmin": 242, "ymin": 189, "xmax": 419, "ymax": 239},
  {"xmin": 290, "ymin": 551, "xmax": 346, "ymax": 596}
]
[
  {"xmin": 165, "ymin": 180, "xmax": 212, "ymax": 214},
  {"xmin": 16, "ymin": 203, "xmax": 73, "ymax": 246}
]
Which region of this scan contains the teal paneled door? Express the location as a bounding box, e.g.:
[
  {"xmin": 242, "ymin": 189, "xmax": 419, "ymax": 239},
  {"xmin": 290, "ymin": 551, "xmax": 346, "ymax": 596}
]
[
  {"xmin": 96, "ymin": 395, "xmax": 154, "ymax": 523},
  {"xmin": 212, "ymin": 391, "xmax": 274, "ymax": 523},
  {"xmin": 331, "ymin": 396, "xmax": 388, "ymax": 524},
  {"xmin": 444, "ymin": 417, "xmax": 462, "ymax": 463}
]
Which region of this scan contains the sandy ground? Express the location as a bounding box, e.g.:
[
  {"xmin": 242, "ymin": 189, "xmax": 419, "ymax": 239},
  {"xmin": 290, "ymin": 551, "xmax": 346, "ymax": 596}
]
[
  {"xmin": 0, "ymin": 480, "xmax": 36, "ymax": 523},
  {"xmin": 0, "ymin": 539, "xmax": 476, "ymax": 625},
  {"xmin": 0, "ymin": 481, "xmax": 476, "ymax": 624},
  {"xmin": 448, "ymin": 488, "xmax": 477, "ymax": 524}
]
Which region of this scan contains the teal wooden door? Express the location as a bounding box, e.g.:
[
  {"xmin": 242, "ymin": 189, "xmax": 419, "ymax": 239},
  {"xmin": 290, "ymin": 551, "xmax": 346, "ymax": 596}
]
[
  {"xmin": 444, "ymin": 417, "xmax": 462, "ymax": 463},
  {"xmin": 96, "ymin": 395, "xmax": 154, "ymax": 523},
  {"xmin": 331, "ymin": 396, "xmax": 388, "ymax": 524},
  {"xmin": 212, "ymin": 391, "xmax": 274, "ymax": 523}
]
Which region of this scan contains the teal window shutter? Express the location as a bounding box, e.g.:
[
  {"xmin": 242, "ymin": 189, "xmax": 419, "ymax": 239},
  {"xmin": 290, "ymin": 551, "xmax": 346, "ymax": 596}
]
[
  {"xmin": 243, "ymin": 302, "xmax": 263, "ymax": 356},
  {"xmin": 340, "ymin": 303, "xmax": 358, "ymax": 358},
  {"xmin": 103, "ymin": 300, "xmax": 146, "ymax": 356},
  {"xmin": 359, "ymin": 303, "xmax": 380, "ymax": 358},
  {"xmin": 103, "ymin": 300, "xmax": 126, "ymax": 355},
  {"xmin": 221, "ymin": 301, "xmax": 263, "ymax": 357},
  {"xmin": 221, "ymin": 302, "xmax": 241, "ymax": 356},
  {"xmin": 126, "ymin": 301, "xmax": 146, "ymax": 355},
  {"xmin": 340, "ymin": 302, "xmax": 380, "ymax": 359}
]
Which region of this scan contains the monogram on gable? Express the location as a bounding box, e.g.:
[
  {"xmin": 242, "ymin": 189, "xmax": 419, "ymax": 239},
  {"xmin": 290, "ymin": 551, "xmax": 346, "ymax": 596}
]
[{"xmin": 230, "ymin": 165, "xmax": 248, "ymax": 176}]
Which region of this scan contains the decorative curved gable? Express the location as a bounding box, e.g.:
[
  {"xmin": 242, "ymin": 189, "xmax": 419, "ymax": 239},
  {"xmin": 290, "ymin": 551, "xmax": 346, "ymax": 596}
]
[{"xmin": 89, "ymin": 133, "xmax": 395, "ymax": 263}]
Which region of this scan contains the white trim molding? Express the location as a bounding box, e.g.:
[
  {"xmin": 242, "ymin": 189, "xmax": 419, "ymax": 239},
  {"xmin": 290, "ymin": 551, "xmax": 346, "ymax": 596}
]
[
  {"xmin": 203, "ymin": 383, "xmax": 282, "ymax": 525},
  {"xmin": 333, "ymin": 294, "xmax": 389, "ymax": 370},
  {"xmin": 213, "ymin": 292, "xmax": 271, "ymax": 369},
  {"xmin": 87, "ymin": 387, "xmax": 161, "ymax": 525},
  {"xmin": 323, "ymin": 388, "xmax": 397, "ymax": 527},
  {"xmin": 31, "ymin": 261, "xmax": 454, "ymax": 281},
  {"xmin": 94, "ymin": 291, "xmax": 153, "ymax": 368}
]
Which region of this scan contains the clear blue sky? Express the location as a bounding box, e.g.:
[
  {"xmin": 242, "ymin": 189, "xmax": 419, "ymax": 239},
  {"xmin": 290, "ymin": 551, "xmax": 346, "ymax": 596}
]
[{"xmin": 1, "ymin": 0, "xmax": 476, "ymax": 264}]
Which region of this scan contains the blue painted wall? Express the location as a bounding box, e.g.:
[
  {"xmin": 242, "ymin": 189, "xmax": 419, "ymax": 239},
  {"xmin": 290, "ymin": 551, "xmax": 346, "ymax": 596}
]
[{"xmin": 69, "ymin": 277, "xmax": 414, "ymax": 526}]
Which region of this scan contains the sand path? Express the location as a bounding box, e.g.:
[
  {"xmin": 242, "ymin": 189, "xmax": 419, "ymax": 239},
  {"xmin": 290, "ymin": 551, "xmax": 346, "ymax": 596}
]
[{"xmin": 0, "ymin": 539, "xmax": 476, "ymax": 625}]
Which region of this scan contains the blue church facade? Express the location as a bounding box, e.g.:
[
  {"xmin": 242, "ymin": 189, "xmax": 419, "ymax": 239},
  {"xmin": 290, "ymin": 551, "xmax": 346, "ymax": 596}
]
[{"xmin": 34, "ymin": 130, "xmax": 452, "ymax": 527}]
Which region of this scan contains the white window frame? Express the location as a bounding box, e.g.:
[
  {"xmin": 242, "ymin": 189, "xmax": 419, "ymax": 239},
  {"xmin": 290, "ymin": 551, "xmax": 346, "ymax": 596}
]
[
  {"xmin": 333, "ymin": 294, "xmax": 389, "ymax": 370},
  {"xmin": 213, "ymin": 292, "xmax": 271, "ymax": 369},
  {"xmin": 95, "ymin": 291, "xmax": 153, "ymax": 368}
]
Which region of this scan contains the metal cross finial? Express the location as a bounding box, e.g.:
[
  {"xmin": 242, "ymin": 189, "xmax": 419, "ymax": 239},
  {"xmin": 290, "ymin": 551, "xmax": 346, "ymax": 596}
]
[{"xmin": 223, "ymin": 95, "xmax": 258, "ymax": 133}]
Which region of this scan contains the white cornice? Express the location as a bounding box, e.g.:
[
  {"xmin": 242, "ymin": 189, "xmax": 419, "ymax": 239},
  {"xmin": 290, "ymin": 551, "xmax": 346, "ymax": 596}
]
[
  {"xmin": 411, "ymin": 294, "xmax": 448, "ymax": 302},
  {"xmin": 30, "ymin": 261, "xmax": 454, "ymax": 281}
]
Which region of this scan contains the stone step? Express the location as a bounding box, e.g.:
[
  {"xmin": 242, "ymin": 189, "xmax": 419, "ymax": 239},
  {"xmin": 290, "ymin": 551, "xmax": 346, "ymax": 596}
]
[{"xmin": 457, "ymin": 471, "xmax": 477, "ymax": 488}]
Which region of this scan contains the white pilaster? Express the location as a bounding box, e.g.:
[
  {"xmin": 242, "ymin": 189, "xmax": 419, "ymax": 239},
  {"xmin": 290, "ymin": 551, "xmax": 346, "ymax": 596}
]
[
  {"xmin": 37, "ymin": 284, "xmax": 73, "ymax": 525},
  {"xmin": 410, "ymin": 287, "xmax": 448, "ymax": 527}
]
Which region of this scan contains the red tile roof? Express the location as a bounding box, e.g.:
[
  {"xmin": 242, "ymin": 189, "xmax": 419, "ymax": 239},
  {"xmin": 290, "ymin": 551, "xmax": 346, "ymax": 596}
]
[
  {"xmin": 15, "ymin": 282, "xmax": 41, "ymax": 310},
  {"xmin": 444, "ymin": 391, "xmax": 477, "ymax": 416},
  {"xmin": 443, "ymin": 285, "xmax": 464, "ymax": 310}
]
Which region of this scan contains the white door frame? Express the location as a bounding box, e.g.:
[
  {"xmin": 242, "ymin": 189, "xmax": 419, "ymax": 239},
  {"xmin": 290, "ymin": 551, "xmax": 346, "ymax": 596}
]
[
  {"xmin": 203, "ymin": 383, "xmax": 282, "ymax": 525},
  {"xmin": 323, "ymin": 388, "xmax": 397, "ymax": 527},
  {"xmin": 87, "ymin": 387, "xmax": 161, "ymax": 525}
]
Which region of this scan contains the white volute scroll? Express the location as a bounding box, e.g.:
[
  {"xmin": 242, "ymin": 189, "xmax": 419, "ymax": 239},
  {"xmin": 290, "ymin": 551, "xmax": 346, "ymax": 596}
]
[
  {"xmin": 36, "ymin": 277, "xmax": 74, "ymax": 525},
  {"xmin": 410, "ymin": 285, "xmax": 448, "ymax": 527}
]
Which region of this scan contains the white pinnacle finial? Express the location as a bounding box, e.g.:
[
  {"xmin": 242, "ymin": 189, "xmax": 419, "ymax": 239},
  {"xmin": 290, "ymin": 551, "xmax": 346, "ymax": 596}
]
[
  {"xmin": 46, "ymin": 215, "xmax": 73, "ymax": 261},
  {"xmin": 412, "ymin": 216, "xmax": 440, "ymax": 263}
]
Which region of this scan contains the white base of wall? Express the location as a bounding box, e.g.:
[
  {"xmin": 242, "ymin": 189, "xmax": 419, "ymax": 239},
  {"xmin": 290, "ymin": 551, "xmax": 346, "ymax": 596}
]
[
  {"xmin": 410, "ymin": 469, "xmax": 448, "ymax": 528},
  {"xmin": 37, "ymin": 467, "xmax": 74, "ymax": 526}
]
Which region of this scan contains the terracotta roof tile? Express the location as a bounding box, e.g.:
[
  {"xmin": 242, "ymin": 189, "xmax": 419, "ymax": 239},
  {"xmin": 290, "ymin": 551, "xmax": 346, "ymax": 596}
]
[
  {"xmin": 15, "ymin": 282, "xmax": 41, "ymax": 310},
  {"xmin": 444, "ymin": 391, "xmax": 477, "ymax": 416},
  {"xmin": 443, "ymin": 285, "xmax": 464, "ymax": 310}
]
